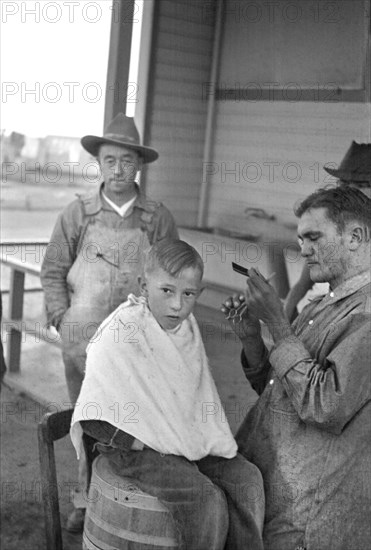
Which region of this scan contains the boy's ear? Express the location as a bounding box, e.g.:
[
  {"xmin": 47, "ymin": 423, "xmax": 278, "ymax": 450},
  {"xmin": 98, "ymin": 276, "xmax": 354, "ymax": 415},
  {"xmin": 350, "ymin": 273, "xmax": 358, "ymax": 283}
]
[
  {"xmin": 138, "ymin": 275, "xmax": 148, "ymax": 296},
  {"xmin": 198, "ymin": 286, "xmax": 205, "ymax": 297}
]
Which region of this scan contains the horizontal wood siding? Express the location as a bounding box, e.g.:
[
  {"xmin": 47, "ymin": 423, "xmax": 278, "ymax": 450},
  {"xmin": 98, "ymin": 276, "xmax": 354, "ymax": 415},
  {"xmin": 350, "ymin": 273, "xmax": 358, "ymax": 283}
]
[
  {"xmin": 143, "ymin": 0, "xmax": 215, "ymax": 225},
  {"xmin": 207, "ymin": 101, "xmax": 371, "ymax": 232}
]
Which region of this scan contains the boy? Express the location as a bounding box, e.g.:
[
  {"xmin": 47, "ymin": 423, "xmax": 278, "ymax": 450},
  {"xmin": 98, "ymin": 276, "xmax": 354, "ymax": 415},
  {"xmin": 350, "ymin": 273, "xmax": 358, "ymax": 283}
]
[{"xmin": 71, "ymin": 239, "xmax": 264, "ymax": 550}]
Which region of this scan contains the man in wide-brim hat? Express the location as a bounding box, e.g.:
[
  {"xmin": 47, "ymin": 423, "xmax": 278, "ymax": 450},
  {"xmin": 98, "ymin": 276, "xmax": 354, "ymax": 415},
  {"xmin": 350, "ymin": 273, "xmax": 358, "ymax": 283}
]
[
  {"xmin": 324, "ymin": 141, "xmax": 371, "ymax": 186},
  {"xmin": 81, "ymin": 113, "xmax": 159, "ymax": 164},
  {"xmin": 41, "ymin": 113, "xmax": 178, "ymax": 532}
]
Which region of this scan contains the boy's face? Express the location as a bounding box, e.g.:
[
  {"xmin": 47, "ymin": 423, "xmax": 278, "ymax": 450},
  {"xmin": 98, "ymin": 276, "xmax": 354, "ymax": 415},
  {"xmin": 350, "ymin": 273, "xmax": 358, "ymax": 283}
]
[{"xmin": 140, "ymin": 265, "xmax": 203, "ymax": 330}]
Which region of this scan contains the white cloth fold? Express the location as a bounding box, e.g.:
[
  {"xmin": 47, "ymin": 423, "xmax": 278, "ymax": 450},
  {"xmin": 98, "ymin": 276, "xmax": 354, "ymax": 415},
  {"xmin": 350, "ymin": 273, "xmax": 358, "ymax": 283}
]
[{"xmin": 70, "ymin": 294, "xmax": 237, "ymax": 461}]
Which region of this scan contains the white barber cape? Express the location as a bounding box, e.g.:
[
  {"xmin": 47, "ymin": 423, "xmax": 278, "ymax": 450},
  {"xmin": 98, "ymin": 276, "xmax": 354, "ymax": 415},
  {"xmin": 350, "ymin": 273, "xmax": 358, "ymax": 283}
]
[{"xmin": 70, "ymin": 295, "xmax": 237, "ymax": 461}]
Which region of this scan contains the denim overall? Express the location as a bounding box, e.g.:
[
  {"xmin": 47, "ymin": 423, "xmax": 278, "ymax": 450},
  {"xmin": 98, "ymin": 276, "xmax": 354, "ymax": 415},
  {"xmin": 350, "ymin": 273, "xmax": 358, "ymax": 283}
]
[{"xmin": 60, "ymin": 213, "xmax": 150, "ymax": 403}]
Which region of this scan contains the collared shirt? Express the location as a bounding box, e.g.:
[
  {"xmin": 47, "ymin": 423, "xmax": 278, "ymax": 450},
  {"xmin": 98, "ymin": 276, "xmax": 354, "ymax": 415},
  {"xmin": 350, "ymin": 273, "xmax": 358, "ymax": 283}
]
[
  {"xmin": 238, "ymin": 273, "xmax": 371, "ymax": 550},
  {"xmin": 101, "ymin": 191, "xmax": 136, "ymax": 217}
]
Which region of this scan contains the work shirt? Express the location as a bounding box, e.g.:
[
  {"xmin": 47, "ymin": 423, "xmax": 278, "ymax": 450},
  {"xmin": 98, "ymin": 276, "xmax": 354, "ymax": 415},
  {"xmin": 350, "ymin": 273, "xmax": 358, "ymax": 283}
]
[{"xmin": 238, "ymin": 273, "xmax": 371, "ymax": 550}]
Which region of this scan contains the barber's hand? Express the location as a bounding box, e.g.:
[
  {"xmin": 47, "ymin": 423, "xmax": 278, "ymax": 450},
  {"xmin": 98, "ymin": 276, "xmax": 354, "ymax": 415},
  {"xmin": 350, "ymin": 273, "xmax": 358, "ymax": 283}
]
[
  {"xmin": 244, "ymin": 268, "xmax": 292, "ymax": 342},
  {"xmin": 221, "ymin": 293, "xmax": 262, "ymax": 340},
  {"xmin": 243, "ymin": 268, "xmax": 284, "ymax": 322}
]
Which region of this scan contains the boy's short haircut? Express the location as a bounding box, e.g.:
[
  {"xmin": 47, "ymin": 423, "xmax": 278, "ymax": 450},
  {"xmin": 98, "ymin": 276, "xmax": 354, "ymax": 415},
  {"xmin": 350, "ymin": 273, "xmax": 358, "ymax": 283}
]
[{"xmin": 144, "ymin": 239, "xmax": 204, "ymax": 278}]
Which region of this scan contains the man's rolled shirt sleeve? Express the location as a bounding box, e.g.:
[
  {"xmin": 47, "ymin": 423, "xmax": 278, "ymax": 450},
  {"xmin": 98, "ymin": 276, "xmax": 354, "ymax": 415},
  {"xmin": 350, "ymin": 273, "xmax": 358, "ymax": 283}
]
[
  {"xmin": 270, "ymin": 313, "xmax": 371, "ymax": 434},
  {"xmin": 241, "ymin": 348, "xmax": 271, "ymax": 396}
]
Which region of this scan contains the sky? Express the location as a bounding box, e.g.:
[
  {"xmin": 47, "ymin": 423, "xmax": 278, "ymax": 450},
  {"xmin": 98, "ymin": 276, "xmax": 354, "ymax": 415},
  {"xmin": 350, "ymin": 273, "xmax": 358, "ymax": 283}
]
[{"xmin": 0, "ymin": 0, "xmax": 140, "ymax": 138}]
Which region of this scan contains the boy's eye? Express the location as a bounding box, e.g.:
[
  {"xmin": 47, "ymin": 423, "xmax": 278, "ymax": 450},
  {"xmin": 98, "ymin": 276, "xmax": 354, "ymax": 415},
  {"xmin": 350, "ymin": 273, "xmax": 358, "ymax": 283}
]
[
  {"xmin": 185, "ymin": 291, "xmax": 196, "ymax": 297},
  {"xmin": 162, "ymin": 288, "xmax": 172, "ymax": 294}
]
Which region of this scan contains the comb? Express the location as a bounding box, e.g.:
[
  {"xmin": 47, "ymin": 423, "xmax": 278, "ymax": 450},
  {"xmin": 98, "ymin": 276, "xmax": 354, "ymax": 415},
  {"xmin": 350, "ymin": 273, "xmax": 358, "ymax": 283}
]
[{"xmin": 232, "ymin": 262, "xmax": 249, "ymax": 276}]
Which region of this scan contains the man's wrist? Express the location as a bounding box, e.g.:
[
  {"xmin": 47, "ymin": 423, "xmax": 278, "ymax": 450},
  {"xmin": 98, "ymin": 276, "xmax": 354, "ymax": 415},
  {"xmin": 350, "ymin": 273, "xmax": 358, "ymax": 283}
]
[
  {"xmin": 266, "ymin": 317, "xmax": 293, "ymax": 344},
  {"xmin": 240, "ymin": 336, "xmax": 268, "ymax": 370}
]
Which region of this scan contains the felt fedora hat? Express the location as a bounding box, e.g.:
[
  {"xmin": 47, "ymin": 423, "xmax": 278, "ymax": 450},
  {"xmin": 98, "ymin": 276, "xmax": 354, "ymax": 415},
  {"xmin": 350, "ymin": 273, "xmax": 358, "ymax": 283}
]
[
  {"xmin": 324, "ymin": 141, "xmax": 371, "ymax": 183},
  {"xmin": 81, "ymin": 113, "xmax": 159, "ymax": 164}
]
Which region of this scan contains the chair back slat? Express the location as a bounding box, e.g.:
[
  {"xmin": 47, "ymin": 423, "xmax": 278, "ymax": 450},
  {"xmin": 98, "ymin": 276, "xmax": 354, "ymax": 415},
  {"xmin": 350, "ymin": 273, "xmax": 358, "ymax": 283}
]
[
  {"xmin": 40, "ymin": 409, "xmax": 74, "ymax": 443},
  {"xmin": 38, "ymin": 409, "xmax": 74, "ymax": 550}
]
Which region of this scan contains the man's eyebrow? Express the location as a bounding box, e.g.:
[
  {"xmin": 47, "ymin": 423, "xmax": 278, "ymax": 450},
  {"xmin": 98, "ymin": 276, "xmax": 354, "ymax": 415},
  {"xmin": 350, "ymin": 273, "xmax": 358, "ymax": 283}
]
[
  {"xmin": 297, "ymin": 230, "xmax": 322, "ymax": 239},
  {"xmin": 103, "ymin": 153, "xmax": 135, "ymax": 160}
]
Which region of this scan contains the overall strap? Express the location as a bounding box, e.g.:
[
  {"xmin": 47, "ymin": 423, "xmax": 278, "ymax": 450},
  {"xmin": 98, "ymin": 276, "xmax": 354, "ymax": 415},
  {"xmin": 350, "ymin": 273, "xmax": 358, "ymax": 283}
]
[{"xmin": 75, "ymin": 192, "xmax": 102, "ymax": 256}]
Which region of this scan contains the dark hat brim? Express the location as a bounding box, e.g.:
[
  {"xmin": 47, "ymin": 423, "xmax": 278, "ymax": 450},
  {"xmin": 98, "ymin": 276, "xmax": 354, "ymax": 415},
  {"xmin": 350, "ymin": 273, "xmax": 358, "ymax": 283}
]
[
  {"xmin": 81, "ymin": 135, "xmax": 159, "ymax": 164},
  {"xmin": 324, "ymin": 166, "xmax": 371, "ymax": 183}
]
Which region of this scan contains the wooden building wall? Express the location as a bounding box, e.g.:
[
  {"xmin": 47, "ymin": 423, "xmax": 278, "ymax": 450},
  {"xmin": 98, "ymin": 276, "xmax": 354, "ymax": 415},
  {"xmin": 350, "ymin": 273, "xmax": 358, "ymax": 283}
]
[
  {"xmin": 141, "ymin": 0, "xmax": 216, "ymax": 226},
  {"xmin": 206, "ymin": 0, "xmax": 370, "ymax": 232},
  {"xmin": 207, "ymin": 101, "xmax": 371, "ymax": 232},
  {"xmin": 139, "ymin": 0, "xmax": 370, "ymax": 233}
]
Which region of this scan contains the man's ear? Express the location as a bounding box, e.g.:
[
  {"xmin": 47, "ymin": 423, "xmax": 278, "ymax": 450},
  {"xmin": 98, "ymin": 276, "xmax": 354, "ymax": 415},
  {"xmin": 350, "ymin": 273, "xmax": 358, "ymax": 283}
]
[
  {"xmin": 348, "ymin": 225, "xmax": 367, "ymax": 250},
  {"xmin": 197, "ymin": 286, "xmax": 205, "ymax": 297},
  {"xmin": 138, "ymin": 275, "xmax": 148, "ymax": 296}
]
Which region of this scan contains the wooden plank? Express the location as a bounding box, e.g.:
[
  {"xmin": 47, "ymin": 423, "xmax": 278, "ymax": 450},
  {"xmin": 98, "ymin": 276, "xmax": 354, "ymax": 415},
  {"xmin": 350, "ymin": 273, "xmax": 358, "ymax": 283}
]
[
  {"xmin": 7, "ymin": 270, "xmax": 25, "ymax": 373},
  {"xmin": 2, "ymin": 318, "xmax": 62, "ymax": 348},
  {"xmin": 1, "ymin": 257, "xmax": 41, "ymax": 276},
  {"xmin": 1, "ymin": 288, "xmax": 42, "ymax": 295}
]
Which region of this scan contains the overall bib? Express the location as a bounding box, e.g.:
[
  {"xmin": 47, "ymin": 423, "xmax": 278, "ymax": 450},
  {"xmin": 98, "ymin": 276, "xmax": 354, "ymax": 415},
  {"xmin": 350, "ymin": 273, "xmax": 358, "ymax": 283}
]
[{"xmin": 60, "ymin": 213, "xmax": 150, "ymax": 403}]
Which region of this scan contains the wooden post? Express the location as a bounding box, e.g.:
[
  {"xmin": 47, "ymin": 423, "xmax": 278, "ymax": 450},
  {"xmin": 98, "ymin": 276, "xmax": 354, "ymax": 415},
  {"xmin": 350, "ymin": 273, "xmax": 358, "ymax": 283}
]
[
  {"xmin": 7, "ymin": 268, "xmax": 25, "ymax": 372},
  {"xmin": 197, "ymin": 0, "xmax": 224, "ymax": 227},
  {"xmin": 104, "ymin": 0, "xmax": 135, "ymax": 128}
]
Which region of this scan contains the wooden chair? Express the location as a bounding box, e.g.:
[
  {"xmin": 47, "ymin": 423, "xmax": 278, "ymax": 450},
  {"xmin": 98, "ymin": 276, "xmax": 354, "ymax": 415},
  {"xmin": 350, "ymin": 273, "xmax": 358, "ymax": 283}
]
[
  {"xmin": 38, "ymin": 408, "xmax": 97, "ymax": 550},
  {"xmin": 38, "ymin": 410, "xmax": 178, "ymax": 549}
]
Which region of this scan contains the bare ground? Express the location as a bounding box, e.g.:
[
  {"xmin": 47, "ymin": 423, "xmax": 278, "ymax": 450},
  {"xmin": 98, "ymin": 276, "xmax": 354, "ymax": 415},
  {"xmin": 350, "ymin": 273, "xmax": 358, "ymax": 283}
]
[{"xmin": 0, "ymin": 383, "xmax": 82, "ymax": 549}]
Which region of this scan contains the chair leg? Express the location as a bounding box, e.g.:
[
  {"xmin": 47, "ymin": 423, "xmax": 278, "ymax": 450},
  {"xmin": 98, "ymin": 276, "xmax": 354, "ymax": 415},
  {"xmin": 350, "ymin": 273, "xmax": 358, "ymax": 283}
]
[{"xmin": 38, "ymin": 420, "xmax": 63, "ymax": 550}]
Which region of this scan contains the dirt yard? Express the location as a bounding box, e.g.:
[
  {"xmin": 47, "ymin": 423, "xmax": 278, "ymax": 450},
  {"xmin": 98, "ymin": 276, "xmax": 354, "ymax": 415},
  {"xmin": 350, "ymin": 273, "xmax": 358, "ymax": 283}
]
[
  {"xmin": 0, "ymin": 383, "xmax": 83, "ymax": 549},
  {"xmin": 0, "ymin": 178, "xmax": 89, "ymax": 548}
]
